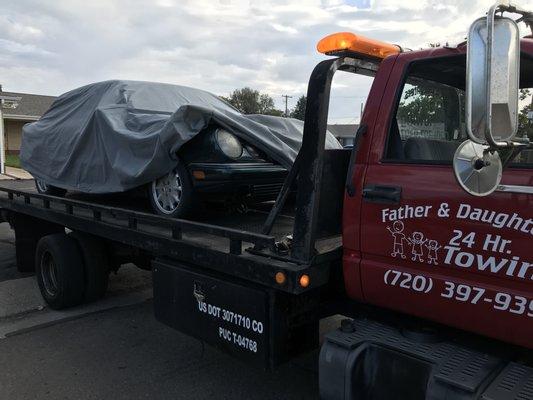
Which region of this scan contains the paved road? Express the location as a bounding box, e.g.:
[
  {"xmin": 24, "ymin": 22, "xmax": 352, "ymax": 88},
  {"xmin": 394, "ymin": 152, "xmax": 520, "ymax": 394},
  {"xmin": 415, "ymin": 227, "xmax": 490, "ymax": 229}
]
[
  {"xmin": 0, "ymin": 301, "xmax": 318, "ymax": 399},
  {"xmin": 0, "ymin": 221, "xmax": 320, "ymax": 399}
]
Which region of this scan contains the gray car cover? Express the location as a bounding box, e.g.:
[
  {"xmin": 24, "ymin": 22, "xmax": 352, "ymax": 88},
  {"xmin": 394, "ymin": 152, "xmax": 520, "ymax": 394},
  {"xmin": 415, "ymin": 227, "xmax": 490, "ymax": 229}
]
[{"xmin": 20, "ymin": 80, "xmax": 341, "ymax": 193}]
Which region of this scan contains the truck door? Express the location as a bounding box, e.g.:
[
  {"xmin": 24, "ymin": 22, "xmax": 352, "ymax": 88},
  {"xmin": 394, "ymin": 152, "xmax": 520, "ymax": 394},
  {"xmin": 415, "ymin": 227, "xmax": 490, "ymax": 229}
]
[{"xmin": 358, "ymin": 52, "xmax": 533, "ymax": 348}]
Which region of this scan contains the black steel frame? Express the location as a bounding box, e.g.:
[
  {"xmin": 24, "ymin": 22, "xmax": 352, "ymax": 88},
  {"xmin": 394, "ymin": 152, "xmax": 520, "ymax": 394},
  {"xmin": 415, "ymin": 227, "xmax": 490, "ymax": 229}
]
[
  {"xmin": 0, "ymin": 187, "xmax": 323, "ymax": 294},
  {"xmin": 262, "ymin": 57, "xmax": 378, "ymax": 264}
]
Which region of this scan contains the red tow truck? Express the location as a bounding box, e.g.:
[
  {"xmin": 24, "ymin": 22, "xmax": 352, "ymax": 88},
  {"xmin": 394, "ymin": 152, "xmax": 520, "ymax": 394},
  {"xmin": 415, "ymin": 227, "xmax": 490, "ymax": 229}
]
[{"xmin": 1, "ymin": 2, "xmax": 532, "ymax": 398}]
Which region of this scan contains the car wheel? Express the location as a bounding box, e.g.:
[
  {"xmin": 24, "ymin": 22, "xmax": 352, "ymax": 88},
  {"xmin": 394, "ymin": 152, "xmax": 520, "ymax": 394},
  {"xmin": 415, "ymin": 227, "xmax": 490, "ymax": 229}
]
[
  {"xmin": 35, "ymin": 179, "xmax": 67, "ymax": 197},
  {"xmin": 35, "ymin": 233, "xmax": 85, "ymax": 310},
  {"xmin": 148, "ymin": 162, "xmax": 194, "ymax": 218}
]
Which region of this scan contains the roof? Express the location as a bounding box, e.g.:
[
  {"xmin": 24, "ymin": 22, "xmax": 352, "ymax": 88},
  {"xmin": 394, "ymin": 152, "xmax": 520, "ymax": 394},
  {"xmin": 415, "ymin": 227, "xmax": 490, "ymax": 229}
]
[
  {"xmin": 0, "ymin": 89, "xmax": 56, "ymax": 121},
  {"xmin": 327, "ymin": 124, "xmax": 359, "ymax": 138}
]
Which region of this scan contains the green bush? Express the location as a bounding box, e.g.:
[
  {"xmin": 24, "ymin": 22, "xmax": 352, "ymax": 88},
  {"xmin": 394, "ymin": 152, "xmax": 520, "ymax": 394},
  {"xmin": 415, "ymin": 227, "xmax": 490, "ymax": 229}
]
[{"xmin": 5, "ymin": 154, "xmax": 20, "ymax": 168}]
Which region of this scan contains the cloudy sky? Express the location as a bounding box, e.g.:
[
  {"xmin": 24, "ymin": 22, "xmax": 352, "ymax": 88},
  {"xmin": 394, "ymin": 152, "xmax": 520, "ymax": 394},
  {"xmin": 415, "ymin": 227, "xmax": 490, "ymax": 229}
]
[{"xmin": 0, "ymin": 0, "xmax": 510, "ymax": 123}]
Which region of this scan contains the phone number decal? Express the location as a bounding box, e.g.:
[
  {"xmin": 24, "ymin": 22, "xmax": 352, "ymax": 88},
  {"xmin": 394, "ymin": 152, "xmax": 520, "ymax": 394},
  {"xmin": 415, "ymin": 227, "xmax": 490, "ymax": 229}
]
[
  {"xmin": 384, "ymin": 269, "xmax": 533, "ymax": 318},
  {"xmin": 384, "ymin": 269, "xmax": 433, "ymax": 293}
]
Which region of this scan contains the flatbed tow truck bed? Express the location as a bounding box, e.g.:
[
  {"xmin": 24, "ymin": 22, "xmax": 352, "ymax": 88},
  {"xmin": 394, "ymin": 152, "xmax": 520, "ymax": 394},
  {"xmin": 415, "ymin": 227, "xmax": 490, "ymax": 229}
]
[
  {"xmin": 0, "ymin": 178, "xmax": 343, "ymax": 367},
  {"xmin": 0, "ymin": 179, "xmax": 340, "ymax": 295}
]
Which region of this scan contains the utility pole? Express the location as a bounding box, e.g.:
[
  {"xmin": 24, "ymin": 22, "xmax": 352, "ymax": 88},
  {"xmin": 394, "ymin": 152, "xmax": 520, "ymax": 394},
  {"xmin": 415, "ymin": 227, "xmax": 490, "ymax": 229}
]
[{"xmin": 282, "ymin": 95, "xmax": 293, "ymax": 117}]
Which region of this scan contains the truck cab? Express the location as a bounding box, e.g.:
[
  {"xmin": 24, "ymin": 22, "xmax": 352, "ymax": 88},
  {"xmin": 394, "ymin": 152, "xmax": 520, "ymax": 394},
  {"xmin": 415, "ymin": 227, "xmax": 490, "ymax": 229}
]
[{"xmin": 342, "ymin": 38, "xmax": 533, "ymax": 349}]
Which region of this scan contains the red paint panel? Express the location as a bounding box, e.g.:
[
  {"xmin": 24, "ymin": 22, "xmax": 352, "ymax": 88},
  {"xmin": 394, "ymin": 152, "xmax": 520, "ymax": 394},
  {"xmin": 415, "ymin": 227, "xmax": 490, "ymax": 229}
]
[
  {"xmin": 342, "ymin": 54, "xmax": 398, "ymax": 300},
  {"xmin": 343, "ymin": 250, "xmax": 363, "ymax": 299},
  {"xmin": 362, "ymin": 260, "xmax": 533, "ymax": 348},
  {"xmin": 351, "ymin": 43, "xmax": 533, "ymax": 348},
  {"xmin": 361, "ymin": 164, "xmax": 533, "ymax": 348}
]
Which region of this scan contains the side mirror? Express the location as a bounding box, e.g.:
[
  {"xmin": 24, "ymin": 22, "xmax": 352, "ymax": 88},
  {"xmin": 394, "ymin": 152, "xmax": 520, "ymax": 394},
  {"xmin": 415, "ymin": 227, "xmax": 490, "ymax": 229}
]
[
  {"xmin": 454, "ymin": 1, "xmax": 531, "ymax": 197},
  {"xmin": 466, "ymin": 11, "xmax": 520, "ymax": 145}
]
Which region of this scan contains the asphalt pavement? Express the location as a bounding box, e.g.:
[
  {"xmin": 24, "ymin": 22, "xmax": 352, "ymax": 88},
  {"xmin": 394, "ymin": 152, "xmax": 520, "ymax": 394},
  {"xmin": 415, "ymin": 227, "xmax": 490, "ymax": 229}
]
[{"xmin": 0, "ymin": 220, "xmax": 321, "ymax": 399}]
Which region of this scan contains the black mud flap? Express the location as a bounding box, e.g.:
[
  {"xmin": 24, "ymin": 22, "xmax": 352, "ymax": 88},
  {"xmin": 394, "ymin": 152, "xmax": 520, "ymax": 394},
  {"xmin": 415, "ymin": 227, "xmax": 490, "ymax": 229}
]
[{"xmin": 152, "ymin": 258, "xmax": 319, "ymax": 369}]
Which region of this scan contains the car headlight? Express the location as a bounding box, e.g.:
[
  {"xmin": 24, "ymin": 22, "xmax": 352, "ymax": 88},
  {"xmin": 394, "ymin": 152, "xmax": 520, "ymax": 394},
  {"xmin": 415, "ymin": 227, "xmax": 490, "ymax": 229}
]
[{"xmin": 215, "ymin": 129, "xmax": 243, "ymax": 159}]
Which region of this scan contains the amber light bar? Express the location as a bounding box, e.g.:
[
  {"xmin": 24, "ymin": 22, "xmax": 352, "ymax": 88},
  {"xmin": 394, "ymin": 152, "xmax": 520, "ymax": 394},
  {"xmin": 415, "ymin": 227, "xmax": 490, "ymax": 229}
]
[{"xmin": 317, "ymin": 32, "xmax": 400, "ymax": 59}]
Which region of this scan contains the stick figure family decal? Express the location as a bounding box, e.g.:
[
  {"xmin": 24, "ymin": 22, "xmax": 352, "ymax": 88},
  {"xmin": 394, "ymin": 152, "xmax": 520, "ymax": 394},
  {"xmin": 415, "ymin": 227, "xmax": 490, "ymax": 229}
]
[
  {"xmin": 386, "ymin": 221, "xmax": 442, "ymax": 264},
  {"xmin": 381, "ymin": 202, "xmax": 531, "ymax": 282}
]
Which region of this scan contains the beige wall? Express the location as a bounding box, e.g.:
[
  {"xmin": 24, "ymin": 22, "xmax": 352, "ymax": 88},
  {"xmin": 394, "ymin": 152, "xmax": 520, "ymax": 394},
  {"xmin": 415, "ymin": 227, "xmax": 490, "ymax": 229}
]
[{"xmin": 3, "ymin": 119, "xmax": 26, "ymax": 154}]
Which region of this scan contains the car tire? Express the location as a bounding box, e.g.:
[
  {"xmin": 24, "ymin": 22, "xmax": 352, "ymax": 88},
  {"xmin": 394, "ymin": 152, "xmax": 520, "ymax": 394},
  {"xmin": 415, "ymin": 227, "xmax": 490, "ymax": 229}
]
[
  {"xmin": 148, "ymin": 162, "xmax": 194, "ymax": 218},
  {"xmin": 35, "ymin": 179, "xmax": 67, "ymax": 197},
  {"xmin": 69, "ymin": 231, "xmax": 110, "ymax": 303},
  {"xmin": 35, "ymin": 233, "xmax": 85, "ymax": 310}
]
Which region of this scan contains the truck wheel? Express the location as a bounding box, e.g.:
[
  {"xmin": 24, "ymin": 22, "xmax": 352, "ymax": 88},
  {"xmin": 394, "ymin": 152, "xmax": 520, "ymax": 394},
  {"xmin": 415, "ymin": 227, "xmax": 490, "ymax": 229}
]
[
  {"xmin": 35, "ymin": 179, "xmax": 67, "ymax": 197},
  {"xmin": 35, "ymin": 234, "xmax": 85, "ymax": 310},
  {"xmin": 69, "ymin": 232, "xmax": 110, "ymax": 302},
  {"xmin": 148, "ymin": 162, "xmax": 194, "ymax": 218}
]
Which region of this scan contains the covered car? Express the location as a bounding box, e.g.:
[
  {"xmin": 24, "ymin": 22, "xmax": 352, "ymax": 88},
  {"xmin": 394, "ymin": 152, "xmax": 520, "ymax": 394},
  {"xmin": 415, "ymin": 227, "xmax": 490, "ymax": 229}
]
[{"xmin": 21, "ymin": 80, "xmax": 341, "ymax": 217}]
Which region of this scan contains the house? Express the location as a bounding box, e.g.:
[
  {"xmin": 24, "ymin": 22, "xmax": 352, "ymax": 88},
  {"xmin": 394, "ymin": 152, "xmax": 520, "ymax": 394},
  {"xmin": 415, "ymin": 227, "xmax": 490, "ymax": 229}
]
[
  {"xmin": 327, "ymin": 124, "xmax": 359, "ymax": 147},
  {"xmin": 0, "ymin": 86, "xmax": 56, "ymax": 154}
]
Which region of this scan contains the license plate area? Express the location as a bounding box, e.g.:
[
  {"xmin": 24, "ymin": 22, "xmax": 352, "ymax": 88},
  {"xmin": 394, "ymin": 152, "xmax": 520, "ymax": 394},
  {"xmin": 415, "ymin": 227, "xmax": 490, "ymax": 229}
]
[{"xmin": 153, "ymin": 259, "xmax": 269, "ymax": 366}]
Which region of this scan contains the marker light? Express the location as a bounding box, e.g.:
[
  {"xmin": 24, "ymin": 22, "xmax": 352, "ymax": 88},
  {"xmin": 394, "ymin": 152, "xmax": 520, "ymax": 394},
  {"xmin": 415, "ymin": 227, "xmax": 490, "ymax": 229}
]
[
  {"xmin": 192, "ymin": 170, "xmax": 206, "ymax": 180},
  {"xmin": 317, "ymin": 32, "xmax": 400, "ymax": 59},
  {"xmin": 275, "ymin": 272, "xmax": 286, "ymax": 285},
  {"xmin": 299, "ymin": 274, "xmax": 310, "ymax": 288}
]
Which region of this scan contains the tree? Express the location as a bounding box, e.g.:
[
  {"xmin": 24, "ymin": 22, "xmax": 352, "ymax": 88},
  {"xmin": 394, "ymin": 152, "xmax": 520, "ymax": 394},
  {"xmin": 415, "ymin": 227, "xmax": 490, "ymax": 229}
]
[
  {"xmin": 395, "ymin": 84, "xmax": 447, "ymax": 125},
  {"xmin": 224, "ymin": 87, "xmax": 283, "ymax": 116},
  {"xmin": 518, "ymin": 88, "xmax": 532, "ymax": 140},
  {"xmin": 290, "ymin": 95, "xmax": 307, "ymax": 120}
]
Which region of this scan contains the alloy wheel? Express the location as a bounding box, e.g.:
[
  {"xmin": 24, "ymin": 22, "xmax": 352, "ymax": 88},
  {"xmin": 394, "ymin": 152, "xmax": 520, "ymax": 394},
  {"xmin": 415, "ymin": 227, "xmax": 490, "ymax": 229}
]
[{"xmin": 151, "ymin": 168, "xmax": 183, "ymax": 214}]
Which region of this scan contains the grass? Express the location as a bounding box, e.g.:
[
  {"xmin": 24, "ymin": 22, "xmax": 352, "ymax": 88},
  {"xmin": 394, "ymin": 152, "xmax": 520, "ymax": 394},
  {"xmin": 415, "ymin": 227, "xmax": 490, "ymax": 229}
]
[{"xmin": 5, "ymin": 154, "xmax": 21, "ymax": 168}]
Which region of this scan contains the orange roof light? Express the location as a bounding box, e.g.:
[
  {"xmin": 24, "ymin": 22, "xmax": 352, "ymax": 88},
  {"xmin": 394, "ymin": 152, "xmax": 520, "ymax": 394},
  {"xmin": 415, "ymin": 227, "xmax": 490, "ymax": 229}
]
[{"xmin": 317, "ymin": 32, "xmax": 400, "ymax": 59}]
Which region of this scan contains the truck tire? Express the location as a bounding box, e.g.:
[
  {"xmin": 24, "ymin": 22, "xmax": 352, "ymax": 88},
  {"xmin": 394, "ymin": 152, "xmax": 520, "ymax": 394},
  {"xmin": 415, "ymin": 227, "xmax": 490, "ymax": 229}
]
[
  {"xmin": 35, "ymin": 179, "xmax": 67, "ymax": 197},
  {"xmin": 35, "ymin": 234, "xmax": 85, "ymax": 310},
  {"xmin": 69, "ymin": 232, "xmax": 110, "ymax": 302}
]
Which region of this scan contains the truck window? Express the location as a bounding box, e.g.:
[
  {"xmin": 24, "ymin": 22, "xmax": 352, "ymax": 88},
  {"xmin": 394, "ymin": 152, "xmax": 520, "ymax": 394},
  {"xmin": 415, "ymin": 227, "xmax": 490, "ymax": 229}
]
[
  {"xmin": 389, "ymin": 78, "xmax": 465, "ymax": 163},
  {"xmin": 385, "ymin": 55, "xmax": 533, "ymax": 167}
]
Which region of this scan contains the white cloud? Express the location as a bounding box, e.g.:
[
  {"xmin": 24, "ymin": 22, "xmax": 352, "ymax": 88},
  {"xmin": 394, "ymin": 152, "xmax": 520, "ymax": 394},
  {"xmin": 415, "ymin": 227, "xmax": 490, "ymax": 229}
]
[
  {"xmin": 0, "ymin": 0, "xmax": 509, "ymax": 121},
  {"xmin": 271, "ymin": 23, "xmax": 298, "ymax": 34},
  {"xmin": 0, "ymin": 39, "xmax": 52, "ymax": 56}
]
